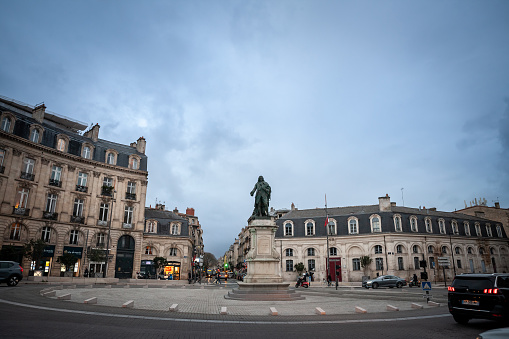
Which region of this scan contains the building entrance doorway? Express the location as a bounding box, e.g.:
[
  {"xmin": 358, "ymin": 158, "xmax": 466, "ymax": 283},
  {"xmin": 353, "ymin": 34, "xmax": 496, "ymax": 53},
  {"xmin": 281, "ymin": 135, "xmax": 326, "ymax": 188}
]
[
  {"xmin": 328, "ymin": 257, "xmax": 342, "ymax": 282},
  {"xmin": 115, "ymin": 235, "xmax": 135, "ymax": 279}
]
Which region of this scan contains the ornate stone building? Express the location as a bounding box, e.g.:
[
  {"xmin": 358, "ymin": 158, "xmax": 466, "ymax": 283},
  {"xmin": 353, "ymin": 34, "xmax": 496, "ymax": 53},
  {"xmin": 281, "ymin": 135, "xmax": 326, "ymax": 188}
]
[
  {"xmin": 274, "ymin": 195, "xmax": 509, "ymax": 283},
  {"xmin": 0, "ymin": 96, "xmax": 148, "ymax": 278}
]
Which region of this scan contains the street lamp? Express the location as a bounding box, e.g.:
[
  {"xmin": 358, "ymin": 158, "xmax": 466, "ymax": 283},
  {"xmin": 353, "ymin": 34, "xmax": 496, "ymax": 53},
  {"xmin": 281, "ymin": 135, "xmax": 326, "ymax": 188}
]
[
  {"xmin": 104, "ymin": 190, "xmax": 116, "ymax": 278},
  {"xmin": 449, "ymin": 232, "xmax": 457, "ymax": 276}
]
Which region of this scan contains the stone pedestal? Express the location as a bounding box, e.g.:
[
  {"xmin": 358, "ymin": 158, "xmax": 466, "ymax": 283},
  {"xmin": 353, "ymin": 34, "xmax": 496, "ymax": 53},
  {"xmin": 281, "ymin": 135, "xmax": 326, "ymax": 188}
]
[{"xmin": 226, "ymin": 217, "xmax": 303, "ymax": 301}]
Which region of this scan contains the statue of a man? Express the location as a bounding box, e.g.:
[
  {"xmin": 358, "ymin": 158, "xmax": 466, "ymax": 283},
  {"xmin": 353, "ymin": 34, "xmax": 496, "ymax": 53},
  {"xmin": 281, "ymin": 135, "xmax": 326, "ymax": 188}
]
[{"xmin": 250, "ymin": 176, "xmax": 271, "ymax": 217}]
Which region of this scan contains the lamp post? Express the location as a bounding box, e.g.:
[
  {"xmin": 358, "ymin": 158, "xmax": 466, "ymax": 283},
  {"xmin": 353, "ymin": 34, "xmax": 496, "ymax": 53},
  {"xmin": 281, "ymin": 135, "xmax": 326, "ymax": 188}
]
[
  {"xmin": 104, "ymin": 190, "xmax": 116, "ymax": 278},
  {"xmin": 449, "ymin": 232, "xmax": 457, "ymax": 276}
]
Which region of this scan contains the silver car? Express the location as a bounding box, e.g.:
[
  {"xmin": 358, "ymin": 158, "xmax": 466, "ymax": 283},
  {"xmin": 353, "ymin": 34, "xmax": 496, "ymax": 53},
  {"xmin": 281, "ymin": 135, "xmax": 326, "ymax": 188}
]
[
  {"xmin": 363, "ymin": 275, "xmax": 407, "ymax": 289},
  {"xmin": 0, "ymin": 261, "xmax": 23, "ymax": 286}
]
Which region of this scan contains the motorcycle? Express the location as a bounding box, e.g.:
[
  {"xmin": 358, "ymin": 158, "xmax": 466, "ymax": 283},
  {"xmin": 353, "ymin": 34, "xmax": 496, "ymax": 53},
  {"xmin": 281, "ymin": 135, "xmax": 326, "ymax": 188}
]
[
  {"xmin": 136, "ymin": 271, "xmax": 151, "ymax": 279},
  {"xmin": 408, "ymin": 279, "xmax": 421, "ymax": 287},
  {"xmin": 295, "ymin": 276, "xmax": 309, "ymax": 288}
]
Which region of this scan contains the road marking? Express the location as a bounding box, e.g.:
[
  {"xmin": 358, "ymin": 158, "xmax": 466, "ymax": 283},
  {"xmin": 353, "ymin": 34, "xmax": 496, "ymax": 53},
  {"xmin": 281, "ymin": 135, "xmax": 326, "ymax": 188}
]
[{"xmin": 0, "ymin": 298, "xmax": 450, "ymax": 325}]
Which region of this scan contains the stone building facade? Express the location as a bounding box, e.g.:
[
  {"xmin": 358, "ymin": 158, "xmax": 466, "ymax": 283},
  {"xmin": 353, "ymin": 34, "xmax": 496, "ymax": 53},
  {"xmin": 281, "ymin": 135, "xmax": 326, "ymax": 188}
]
[
  {"xmin": 0, "ymin": 96, "xmax": 148, "ymax": 279},
  {"xmin": 455, "ymin": 202, "xmax": 509, "ymax": 238}
]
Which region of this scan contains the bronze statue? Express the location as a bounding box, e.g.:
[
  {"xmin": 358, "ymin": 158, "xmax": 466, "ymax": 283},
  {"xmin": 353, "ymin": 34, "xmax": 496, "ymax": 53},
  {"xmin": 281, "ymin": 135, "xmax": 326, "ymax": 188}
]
[{"xmin": 250, "ymin": 176, "xmax": 271, "ymax": 217}]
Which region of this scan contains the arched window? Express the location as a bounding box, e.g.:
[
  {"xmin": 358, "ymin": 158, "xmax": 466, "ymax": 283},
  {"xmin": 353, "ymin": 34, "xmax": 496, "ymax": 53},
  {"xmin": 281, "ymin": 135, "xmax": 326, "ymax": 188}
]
[
  {"xmin": 1, "ymin": 115, "xmax": 13, "ymax": 132},
  {"xmin": 464, "ymin": 222, "xmax": 471, "ymax": 236},
  {"xmin": 307, "ymin": 248, "xmax": 315, "ymax": 256},
  {"xmin": 169, "ymin": 248, "xmax": 178, "ymax": 256},
  {"xmin": 455, "ymin": 247, "xmax": 460, "ymax": 255},
  {"xmin": 107, "ymin": 153, "xmax": 115, "ymax": 165},
  {"xmin": 438, "ymin": 219, "xmax": 446, "ymax": 234},
  {"xmin": 425, "ymin": 218, "xmax": 432, "ymax": 233},
  {"xmin": 427, "ymin": 245, "xmax": 434, "ymax": 254},
  {"xmin": 145, "ymin": 246, "xmax": 153, "ymax": 255},
  {"xmin": 451, "ymin": 220, "xmax": 459, "ymax": 235},
  {"xmin": 441, "ymin": 246, "xmax": 448, "ymax": 254},
  {"xmin": 348, "ymin": 218, "xmax": 358, "ymax": 234},
  {"xmin": 29, "ymin": 128, "xmax": 40, "ymax": 143},
  {"xmin": 327, "ymin": 219, "xmax": 336, "ymax": 235},
  {"xmin": 285, "ymin": 248, "xmax": 293, "ymax": 256},
  {"xmin": 374, "ymin": 245, "xmax": 383, "ymax": 254},
  {"xmin": 82, "ymin": 146, "xmax": 91, "ymax": 159},
  {"xmin": 329, "ymin": 247, "xmax": 337, "ymax": 256},
  {"xmin": 146, "ymin": 220, "xmax": 157, "ymax": 233},
  {"xmin": 370, "ymin": 215, "xmax": 381, "ymax": 232},
  {"xmin": 479, "ymin": 247, "xmax": 485, "ymax": 255},
  {"xmin": 394, "ymin": 215, "xmax": 402, "ymax": 232},
  {"xmin": 475, "ymin": 223, "xmax": 481, "ymax": 236},
  {"xmin": 396, "ymin": 245, "xmax": 403, "ymax": 253},
  {"xmin": 467, "ymin": 247, "xmax": 473, "ymax": 254},
  {"xmin": 305, "ymin": 220, "xmax": 315, "ymax": 236},
  {"xmin": 410, "ymin": 216, "xmax": 418, "ymax": 232},
  {"xmin": 412, "ymin": 245, "xmax": 419, "ymax": 253},
  {"xmin": 284, "ymin": 222, "xmax": 293, "ymax": 236}
]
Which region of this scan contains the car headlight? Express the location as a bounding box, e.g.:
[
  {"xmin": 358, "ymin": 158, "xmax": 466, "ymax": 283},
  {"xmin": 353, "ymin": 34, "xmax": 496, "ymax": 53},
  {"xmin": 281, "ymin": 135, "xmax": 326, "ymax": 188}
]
[{"xmin": 367, "ymin": 281, "xmax": 372, "ymax": 284}]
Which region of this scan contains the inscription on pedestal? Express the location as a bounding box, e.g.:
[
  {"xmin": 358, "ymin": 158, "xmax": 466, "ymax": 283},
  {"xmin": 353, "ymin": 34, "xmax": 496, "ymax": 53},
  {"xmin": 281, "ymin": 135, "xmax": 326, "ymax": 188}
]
[{"xmin": 258, "ymin": 236, "xmax": 271, "ymax": 255}]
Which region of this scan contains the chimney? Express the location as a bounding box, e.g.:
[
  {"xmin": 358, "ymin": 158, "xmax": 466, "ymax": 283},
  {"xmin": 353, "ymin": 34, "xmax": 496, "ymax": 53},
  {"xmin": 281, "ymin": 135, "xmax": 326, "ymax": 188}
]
[
  {"xmin": 378, "ymin": 194, "xmax": 391, "ymax": 212},
  {"xmin": 291, "ymin": 202, "xmax": 296, "ymax": 210},
  {"xmin": 173, "ymin": 207, "xmax": 179, "ymax": 213},
  {"xmin": 84, "ymin": 123, "xmax": 100, "ymax": 142},
  {"xmin": 186, "ymin": 207, "xmax": 195, "ymax": 216},
  {"xmin": 155, "ymin": 203, "xmax": 165, "ymax": 211},
  {"xmin": 495, "ymin": 202, "xmax": 500, "ymax": 209},
  {"xmin": 391, "ymin": 202, "xmax": 396, "ymax": 207},
  {"xmin": 32, "ymin": 103, "xmax": 46, "ymax": 123},
  {"xmin": 136, "ymin": 136, "xmax": 146, "ymax": 154}
]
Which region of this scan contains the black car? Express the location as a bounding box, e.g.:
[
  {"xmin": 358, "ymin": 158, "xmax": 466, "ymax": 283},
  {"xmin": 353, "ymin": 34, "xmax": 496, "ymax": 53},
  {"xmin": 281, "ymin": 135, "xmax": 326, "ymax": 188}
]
[
  {"xmin": 0, "ymin": 261, "xmax": 23, "ymax": 286},
  {"xmin": 448, "ymin": 273, "xmax": 509, "ymax": 324}
]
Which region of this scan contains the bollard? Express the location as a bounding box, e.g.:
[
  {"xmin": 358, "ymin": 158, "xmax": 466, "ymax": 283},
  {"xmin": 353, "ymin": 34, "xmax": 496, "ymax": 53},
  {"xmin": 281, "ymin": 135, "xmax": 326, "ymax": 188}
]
[{"xmin": 270, "ymin": 307, "xmax": 278, "ymax": 316}]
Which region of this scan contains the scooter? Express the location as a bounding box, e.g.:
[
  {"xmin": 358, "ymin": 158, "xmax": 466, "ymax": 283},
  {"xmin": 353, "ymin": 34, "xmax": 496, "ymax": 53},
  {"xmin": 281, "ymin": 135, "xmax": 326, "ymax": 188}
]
[
  {"xmin": 295, "ymin": 276, "xmax": 309, "ymax": 288},
  {"xmin": 408, "ymin": 279, "xmax": 421, "ymax": 287}
]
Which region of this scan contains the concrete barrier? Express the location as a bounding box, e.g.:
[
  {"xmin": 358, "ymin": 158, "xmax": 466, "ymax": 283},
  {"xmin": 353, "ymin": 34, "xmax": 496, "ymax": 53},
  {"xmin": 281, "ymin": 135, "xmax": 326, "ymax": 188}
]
[
  {"xmin": 43, "ymin": 291, "xmax": 56, "ymax": 297},
  {"xmin": 428, "ymin": 301, "xmax": 440, "ymax": 307},
  {"xmin": 270, "ymin": 307, "xmax": 278, "ymax": 316},
  {"xmin": 58, "ymin": 293, "xmax": 71, "ymax": 300},
  {"xmin": 169, "ymin": 304, "xmax": 178, "ymax": 312},
  {"xmin": 143, "ymin": 285, "xmax": 149, "ymax": 289},
  {"xmin": 104, "ymin": 285, "xmax": 111, "ymax": 289},
  {"xmin": 124, "ymin": 285, "xmax": 130, "ymax": 289},
  {"xmin": 355, "ymin": 306, "xmax": 367, "ymax": 313},
  {"xmin": 386, "ymin": 305, "xmax": 399, "ymax": 312},
  {"xmin": 220, "ymin": 307, "xmax": 227, "ymax": 315},
  {"xmin": 411, "ymin": 303, "xmax": 423, "ymax": 309},
  {"xmin": 315, "ymin": 307, "xmax": 326, "ymax": 315},
  {"xmin": 84, "ymin": 297, "xmax": 97, "ymax": 304},
  {"xmin": 122, "ymin": 300, "xmax": 134, "ymax": 308}
]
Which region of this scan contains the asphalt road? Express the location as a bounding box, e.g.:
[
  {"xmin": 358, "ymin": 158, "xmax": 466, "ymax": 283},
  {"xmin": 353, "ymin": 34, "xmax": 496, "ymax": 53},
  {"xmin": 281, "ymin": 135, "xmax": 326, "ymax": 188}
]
[{"xmin": 0, "ymin": 284, "xmax": 506, "ymax": 339}]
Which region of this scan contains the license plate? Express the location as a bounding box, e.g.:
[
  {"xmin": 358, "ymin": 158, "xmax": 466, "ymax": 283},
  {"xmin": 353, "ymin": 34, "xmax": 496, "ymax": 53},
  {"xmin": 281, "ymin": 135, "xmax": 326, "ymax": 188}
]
[{"xmin": 461, "ymin": 300, "xmax": 479, "ymax": 306}]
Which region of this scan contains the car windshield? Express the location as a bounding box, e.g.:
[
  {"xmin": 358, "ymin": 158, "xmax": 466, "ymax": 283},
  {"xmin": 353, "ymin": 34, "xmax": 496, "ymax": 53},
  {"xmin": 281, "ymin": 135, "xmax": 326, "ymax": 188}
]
[{"xmin": 452, "ymin": 277, "xmax": 494, "ymax": 289}]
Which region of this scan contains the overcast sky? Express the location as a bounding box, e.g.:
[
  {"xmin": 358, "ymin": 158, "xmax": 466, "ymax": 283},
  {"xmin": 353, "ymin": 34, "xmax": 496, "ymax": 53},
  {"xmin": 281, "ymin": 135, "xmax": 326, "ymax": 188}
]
[{"xmin": 2, "ymin": 1, "xmax": 509, "ymax": 257}]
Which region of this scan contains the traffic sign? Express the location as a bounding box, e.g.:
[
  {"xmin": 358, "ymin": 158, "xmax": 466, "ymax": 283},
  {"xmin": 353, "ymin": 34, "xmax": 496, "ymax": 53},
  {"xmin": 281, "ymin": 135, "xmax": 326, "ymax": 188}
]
[{"xmin": 422, "ymin": 281, "xmax": 432, "ymax": 291}]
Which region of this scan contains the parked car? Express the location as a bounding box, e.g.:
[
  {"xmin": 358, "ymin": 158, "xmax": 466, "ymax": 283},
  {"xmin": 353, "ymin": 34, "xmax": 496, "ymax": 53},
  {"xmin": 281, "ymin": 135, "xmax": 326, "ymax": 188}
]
[
  {"xmin": 362, "ymin": 275, "xmax": 406, "ymax": 289},
  {"xmin": 448, "ymin": 273, "xmax": 509, "ymax": 324},
  {"xmin": 476, "ymin": 327, "xmax": 509, "ymax": 339},
  {"xmin": 0, "ymin": 261, "xmax": 23, "ymax": 286}
]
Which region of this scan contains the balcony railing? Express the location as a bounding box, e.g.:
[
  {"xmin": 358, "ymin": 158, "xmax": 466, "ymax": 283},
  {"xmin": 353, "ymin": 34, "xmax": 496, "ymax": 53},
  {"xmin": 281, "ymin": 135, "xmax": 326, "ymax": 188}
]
[
  {"xmin": 122, "ymin": 223, "xmax": 133, "ymax": 229},
  {"xmin": 12, "ymin": 206, "xmax": 30, "ymax": 216},
  {"xmin": 101, "ymin": 186, "xmax": 113, "ymax": 197},
  {"xmin": 20, "ymin": 171, "xmax": 35, "ymax": 181},
  {"xmin": 0, "ymin": 166, "xmax": 4, "ymax": 174},
  {"xmin": 49, "ymin": 179, "xmax": 62, "ymax": 187},
  {"xmin": 125, "ymin": 192, "xmax": 136, "ymax": 200},
  {"xmin": 97, "ymin": 220, "xmax": 108, "ymax": 227},
  {"xmin": 70, "ymin": 215, "xmax": 84, "ymax": 224},
  {"xmin": 43, "ymin": 212, "xmax": 58, "ymax": 220},
  {"xmin": 76, "ymin": 185, "xmax": 88, "ymax": 193}
]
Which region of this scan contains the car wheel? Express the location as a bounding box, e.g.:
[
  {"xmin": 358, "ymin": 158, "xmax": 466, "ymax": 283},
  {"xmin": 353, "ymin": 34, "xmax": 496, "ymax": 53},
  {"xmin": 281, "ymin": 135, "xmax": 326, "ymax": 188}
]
[
  {"xmin": 452, "ymin": 315, "xmax": 470, "ymax": 325},
  {"xmin": 364, "ymin": 286, "xmax": 369, "ymax": 289},
  {"xmin": 7, "ymin": 275, "xmax": 19, "ymax": 286},
  {"xmin": 372, "ymin": 282, "xmax": 379, "ymax": 289},
  {"xmin": 396, "ymin": 282, "xmax": 402, "ymax": 288}
]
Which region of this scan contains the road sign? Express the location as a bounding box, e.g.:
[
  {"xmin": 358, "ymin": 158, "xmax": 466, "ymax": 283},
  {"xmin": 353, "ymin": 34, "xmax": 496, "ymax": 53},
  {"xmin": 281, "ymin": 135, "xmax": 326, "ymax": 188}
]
[{"xmin": 422, "ymin": 281, "xmax": 432, "ymax": 291}]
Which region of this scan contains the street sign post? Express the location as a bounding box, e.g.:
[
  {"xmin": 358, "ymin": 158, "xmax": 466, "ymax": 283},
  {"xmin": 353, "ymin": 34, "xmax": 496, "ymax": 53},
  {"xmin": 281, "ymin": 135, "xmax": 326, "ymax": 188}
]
[{"xmin": 422, "ymin": 281, "xmax": 432, "ymax": 303}]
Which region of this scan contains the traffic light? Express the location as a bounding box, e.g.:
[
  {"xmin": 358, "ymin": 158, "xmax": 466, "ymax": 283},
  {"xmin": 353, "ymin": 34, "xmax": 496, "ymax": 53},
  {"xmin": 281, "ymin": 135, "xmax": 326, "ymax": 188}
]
[
  {"xmin": 224, "ymin": 263, "xmax": 228, "ymax": 269},
  {"xmin": 419, "ymin": 260, "xmax": 427, "ymax": 268}
]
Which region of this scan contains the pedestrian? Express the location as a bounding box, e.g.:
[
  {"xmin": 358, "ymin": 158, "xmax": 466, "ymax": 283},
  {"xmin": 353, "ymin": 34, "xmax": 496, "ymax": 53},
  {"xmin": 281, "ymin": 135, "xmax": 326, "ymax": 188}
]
[
  {"xmin": 188, "ymin": 272, "xmax": 192, "ymax": 284},
  {"xmin": 327, "ymin": 274, "xmax": 331, "ymax": 286},
  {"xmin": 84, "ymin": 268, "xmax": 89, "ymax": 278}
]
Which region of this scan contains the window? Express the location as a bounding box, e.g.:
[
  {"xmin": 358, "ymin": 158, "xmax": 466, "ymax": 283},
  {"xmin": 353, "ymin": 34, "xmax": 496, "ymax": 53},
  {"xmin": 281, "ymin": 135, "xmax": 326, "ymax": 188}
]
[
  {"xmin": 146, "ymin": 220, "xmax": 156, "ymax": 233},
  {"xmin": 455, "ymin": 247, "xmax": 460, "ymax": 255},
  {"xmin": 69, "ymin": 230, "xmax": 79, "ymax": 245},
  {"xmin": 464, "ymin": 222, "xmax": 471, "ymax": 236},
  {"xmin": 451, "ymin": 220, "xmax": 459, "ymax": 235},
  {"xmin": 481, "ymin": 260, "xmax": 486, "ymax": 273},
  {"xmin": 374, "ymin": 245, "xmax": 383, "ymax": 254},
  {"xmin": 45, "ymin": 194, "xmax": 57, "ymax": 213},
  {"xmin": 103, "ymin": 177, "xmax": 113, "ymax": 187},
  {"xmin": 429, "ymin": 257, "xmax": 435, "ymax": 269},
  {"xmin": 107, "ymin": 153, "xmax": 115, "ymax": 165},
  {"xmin": 82, "ymin": 146, "xmax": 91, "ymax": 159},
  {"xmin": 397, "ymin": 257, "xmax": 404, "ymax": 270},
  {"xmin": 127, "ymin": 181, "xmax": 136, "ymax": 194},
  {"xmin": 73, "ymin": 199, "xmax": 84, "ymax": 217},
  {"xmin": 414, "ymin": 257, "xmax": 420, "ymax": 270},
  {"xmin": 308, "ymin": 259, "xmax": 315, "ymax": 271},
  {"xmin": 23, "ymin": 158, "xmax": 35, "ymax": 174},
  {"xmin": 410, "ymin": 216, "xmax": 418, "ymax": 232},
  {"xmin": 467, "ymin": 247, "xmax": 472, "ymax": 254},
  {"xmin": 98, "ymin": 203, "xmax": 109, "ymax": 222},
  {"xmin": 10, "ymin": 223, "xmax": 21, "ymax": 240},
  {"xmin": 285, "ymin": 249, "xmax": 294, "ymax": 257},
  {"xmin": 169, "ymin": 248, "xmax": 178, "ymax": 256},
  {"xmin": 0, "ymin": 148, "xmax": 5, "ymax": 168},
  {"xmin": 441, "ymin": 246, "xmax": 448, "ymax": 254},
  {"xmin": 396, "ymin": 245, "xmax": 402, "ymax": 254},
  {"xmin": 145, "ymin": 246, "xmax": 153, "ymax": 255},
  {"xmin": 16, "ymin": 188, "xmax": 30, "ymax": 208},
  {"xmin": 129, "ymin": 157, "xmax": 139, "ymax": 169},
  {"xmin": 305, "ymin": 221, "xmax": 314, "ymax": 236},
  {"xmin": 497, "ymin": 225, "xmax": 503, "ymax": 237},
  {"xmin": 479, "ymin": 247, "xmax": 485, "ymax": 255},
  {"xmin": 29, "ymin": 128, "xmax": 40, "ymax": 143},
  {"xmin": 371, "ymin": 216, "xmax": 381, "ymax": 232},
  {"xmin": 486, "ymin": 225, "xmax": 492, "ymax": 237},
  {"xmin": 412, "ymin": 245, "xmax": 419, "ymax": 253},
  {"xmin": 438, "ymin": 219, "xmax": 446, "ymax": 234},
  {"xmin": 349, "ymin": 218, "xmax": 358, "ymax": 234},
  {"xmin": 375, "ymin": 258, "xmax": 384, "ymax": 271},
  {"xmin": 490, "ymin": 247, "xmax": 495, "ymax": 255},
  {"xmin": 1, "ymin": 116, "xmax": 12, "ymax": 132},
  {"xmin": 97, "ymin": 233, "xmax": 105, "ymax": 247},
  {"xmin": 329, "ymin": 247, "xmax": 337, "ymax": 256},
  {"xmin": 285, "ymin": 260, "xmax": 294, "ymax": 272},
  {"xmin": 327, "ymin": 220, "xmax": 336, "ymax": 235},
  {"xmin": 352, "ymin": 258, "xmax": 361, "ymax": 271},
  {"xmin": 475, "ymin": 223, "xmax": 481, "ymax": 236},
  {"xmin": 124, "ymin": 206, "xmax": 133, "ymax": 225},
  {"xmin": 57, "ymin": 138, "xmax": 66, "ymax": 152},
  {"xmin": 394, "ymin": 215, "xmax": 402, "ymax": 232},
  {"xmin": 77, "ymin": 172, "xmax": 88, "ymax": 186},
  {"xmin": 427, "ymin": 245, "xmax": 434, "ymax": 254},
  {"xmin": 425, "ymin": 218, "xmax": 432, "ymax": 233},
  {"xmin": 41, "ymin": 226, "xmax": 51, "ymax": 242},
  {"xmin": 307, "ymin": 248, "xmax": 315, "ymax": 256},
  {"xmin": 50, "ymin": 166, "xmax": 62, "ymax": 185},
  {"xmin": 284, "ymin": 222, "xmax": 293, "ymax": 236},
  {"xmin": 457, "ymin": 259, "xmax": 462, "ymax": 269},
  {"xmin": 171, "ymin": 223, "xmax": 180, "ymax": 235}
]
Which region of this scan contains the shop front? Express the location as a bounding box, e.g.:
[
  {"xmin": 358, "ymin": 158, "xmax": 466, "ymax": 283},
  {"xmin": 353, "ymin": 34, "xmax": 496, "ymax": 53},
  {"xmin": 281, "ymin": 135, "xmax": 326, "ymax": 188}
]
[
  {"xmin": 140, "ymin": 260, "xmax": 156, "ymax": 277},
  {"xmin": 164, "ymin": 261, "xmax": 180, "ymax": 280},
  {"xmin": 61, "ymin": 246, "xmax": 83, "ymax": 277},
  {"xmin": 32, "ymin": 245, "xmax": 55, "ymax": 276}
]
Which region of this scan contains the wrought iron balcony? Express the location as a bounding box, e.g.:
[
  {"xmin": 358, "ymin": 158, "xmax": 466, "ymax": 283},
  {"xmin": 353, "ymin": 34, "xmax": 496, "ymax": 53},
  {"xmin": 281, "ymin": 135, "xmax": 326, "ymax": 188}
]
[
  {"xmin": 122, "ymin": 223, "xmax": 133, "ymax": 229},
  {"xmin": 70, "ymin": 215, "xmax": 84, "ymax": 224},
  {"xmin": 125, "ymin": 192, "xmax": 136, "ymax": 200},
  {"xmin": 97, "ymin": 220, "xmax": 108, "ymax": 227},
  {"xmin": 49, "ymin": 179, "xmax": 62, "ymax": 187},
  {"xmin": 0, "ymin": 166, "xmax": 4, "ymax": 174},
  {"xmin": 75, "ymin": 185, "xmax": 88, "ymax": 193},
  {"xmin": 20, "ymin": 171, "xmax": 35, "ymax": 181},
  {"xmin": 12, "ymin": 206, "xmax": 30, "ymax": 216},
  {"xmin": 101, "ymin": 186, "xmax": 113, "ymax": 197},
  {"xmin": 43, "ymin": 212, "xmax": 58, "ymax": 220}
]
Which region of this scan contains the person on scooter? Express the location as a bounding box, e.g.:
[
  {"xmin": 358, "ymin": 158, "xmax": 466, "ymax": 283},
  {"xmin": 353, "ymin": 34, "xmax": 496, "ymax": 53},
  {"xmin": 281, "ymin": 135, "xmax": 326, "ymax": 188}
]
[{"xmin": 412, "ymin": 273, "xmax": 418, "ymax": 286}]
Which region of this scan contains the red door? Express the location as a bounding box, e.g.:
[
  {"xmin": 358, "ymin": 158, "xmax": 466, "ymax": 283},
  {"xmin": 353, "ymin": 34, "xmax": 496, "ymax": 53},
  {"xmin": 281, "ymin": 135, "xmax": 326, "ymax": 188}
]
[{"xmin": 328, "ymin": 258, "xmax": 342, "ymax": 282}]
